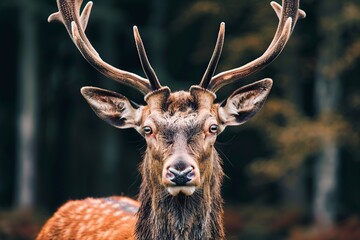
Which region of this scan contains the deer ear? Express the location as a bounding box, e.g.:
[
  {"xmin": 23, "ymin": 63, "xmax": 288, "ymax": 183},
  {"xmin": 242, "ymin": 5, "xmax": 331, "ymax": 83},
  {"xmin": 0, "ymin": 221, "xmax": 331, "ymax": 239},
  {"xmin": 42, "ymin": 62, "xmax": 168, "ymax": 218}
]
[
  {"xmin": 218, "ymin": 79, "xmax": 273, "ymax": 126},
  {"xmin": 81, "ymin": 87, "xmax": 142, "ymax": 129}
]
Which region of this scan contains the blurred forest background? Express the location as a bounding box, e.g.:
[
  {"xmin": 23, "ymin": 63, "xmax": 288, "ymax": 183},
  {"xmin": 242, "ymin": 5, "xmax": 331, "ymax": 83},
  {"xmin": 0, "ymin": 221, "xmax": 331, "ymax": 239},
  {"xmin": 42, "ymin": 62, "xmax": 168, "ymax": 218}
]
[{"xmin": 0, "ymin": 0, "xmax": 360, "ymax": 239}]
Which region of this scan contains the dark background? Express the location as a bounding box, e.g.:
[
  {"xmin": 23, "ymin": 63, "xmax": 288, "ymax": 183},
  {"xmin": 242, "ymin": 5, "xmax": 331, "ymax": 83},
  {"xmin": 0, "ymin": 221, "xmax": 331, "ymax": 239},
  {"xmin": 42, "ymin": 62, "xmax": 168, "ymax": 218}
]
[{"xmin": 1, "ymin": 0, "xmax": 360, "ymax": 239}]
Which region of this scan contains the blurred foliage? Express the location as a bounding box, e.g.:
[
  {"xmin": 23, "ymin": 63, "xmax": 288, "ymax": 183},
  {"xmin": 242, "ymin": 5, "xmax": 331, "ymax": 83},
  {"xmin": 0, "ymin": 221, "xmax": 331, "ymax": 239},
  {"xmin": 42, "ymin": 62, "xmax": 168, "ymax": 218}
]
[
  {"xmin": 248, "ymin": 99, "xmax": 359, "ymax": 182},
  {"xmin": 0, "ymin": 209, "xmax": 42, "ymax": 240},
  {"xmin": 291, "ymin": 216, "xmax": 360, "ymax": 240}
]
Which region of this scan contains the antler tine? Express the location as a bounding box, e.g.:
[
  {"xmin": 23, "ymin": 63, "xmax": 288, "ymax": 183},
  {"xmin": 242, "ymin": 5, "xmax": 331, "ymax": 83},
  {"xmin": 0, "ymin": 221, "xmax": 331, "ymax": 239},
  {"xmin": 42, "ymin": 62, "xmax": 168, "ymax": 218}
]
[
  {"xmin": 133, "ymin": 26, "xmax": 162, "ymax": 91},
  {"xmin": 268, "ymin": 1, "xmax": 306, "ymax": 51},
  {"xmin": 48, "ymin": 0, "xmax": 154, "ymax": 95},
  {"xmin": 207, "ymin": 0, "xmax": 306, "ymax": 93},
  {"xmin": 199, "ymin": 22, "xmax": 225, "ymax": 89}
]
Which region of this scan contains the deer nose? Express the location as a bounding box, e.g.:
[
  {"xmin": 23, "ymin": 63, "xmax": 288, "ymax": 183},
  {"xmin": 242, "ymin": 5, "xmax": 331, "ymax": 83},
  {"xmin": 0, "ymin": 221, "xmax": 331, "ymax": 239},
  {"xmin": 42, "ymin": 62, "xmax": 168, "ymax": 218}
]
[{"xmin": 166, "ymin": 166, "xmax": 195, "ymax": 186}]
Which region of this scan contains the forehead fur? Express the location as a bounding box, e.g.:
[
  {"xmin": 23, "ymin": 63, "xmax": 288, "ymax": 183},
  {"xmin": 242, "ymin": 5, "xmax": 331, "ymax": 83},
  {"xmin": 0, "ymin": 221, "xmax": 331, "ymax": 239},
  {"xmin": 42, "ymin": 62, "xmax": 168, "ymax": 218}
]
[
  {"xmin": 145, "ymin": 86, "xmax": 216, "ymax": 114},
  {"xmin": 165, "ymin": 91, "xmax": 196, "ymax": 115},
  {"xmin": 143, "ymin": 87, "xmax": 219, "ymax": 135}
]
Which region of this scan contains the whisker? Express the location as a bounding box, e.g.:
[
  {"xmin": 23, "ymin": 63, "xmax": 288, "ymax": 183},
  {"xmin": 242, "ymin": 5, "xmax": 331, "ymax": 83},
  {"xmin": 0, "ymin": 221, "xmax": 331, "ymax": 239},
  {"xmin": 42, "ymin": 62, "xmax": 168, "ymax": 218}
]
[{"xmin": 215, "ymin": 145, "xmax": 234, "ymax": 167}]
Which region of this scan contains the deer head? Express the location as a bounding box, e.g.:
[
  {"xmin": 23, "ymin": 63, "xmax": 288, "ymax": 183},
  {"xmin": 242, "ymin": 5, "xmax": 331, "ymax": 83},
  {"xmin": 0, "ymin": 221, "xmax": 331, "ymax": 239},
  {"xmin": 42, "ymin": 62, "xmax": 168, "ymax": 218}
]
[
  {"xmin": 80, "ymin": 79, "xmax": 275, "ymax": 196},
  {"xmin": 46, "ymin": 0, "xmax": 305, "ymax": 238}
]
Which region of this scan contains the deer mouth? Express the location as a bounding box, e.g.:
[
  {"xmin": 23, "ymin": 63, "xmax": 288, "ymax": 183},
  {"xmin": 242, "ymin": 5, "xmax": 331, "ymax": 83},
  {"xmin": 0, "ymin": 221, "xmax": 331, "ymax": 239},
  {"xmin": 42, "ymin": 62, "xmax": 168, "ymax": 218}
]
[{"xmin": 167, "ymin": 186, "xmax": 196, "ymax": 196}]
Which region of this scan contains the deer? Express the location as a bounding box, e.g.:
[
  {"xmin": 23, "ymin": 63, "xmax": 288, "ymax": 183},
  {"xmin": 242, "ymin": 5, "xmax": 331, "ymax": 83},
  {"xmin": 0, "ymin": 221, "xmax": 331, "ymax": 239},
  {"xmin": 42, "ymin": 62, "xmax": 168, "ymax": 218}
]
[{"xmin": 37, "ymin": 0, "xmax": 305, "ymax": 239}]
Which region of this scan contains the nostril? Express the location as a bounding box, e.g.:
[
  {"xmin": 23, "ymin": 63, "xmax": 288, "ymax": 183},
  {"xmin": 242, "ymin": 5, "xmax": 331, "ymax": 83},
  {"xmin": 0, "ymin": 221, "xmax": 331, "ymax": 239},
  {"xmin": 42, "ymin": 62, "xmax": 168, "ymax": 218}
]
[
  {"xmin": 166, "ymin": 171, "xmax": 175, "ymax": 180},
  {"xmin": 168, "ymin": 167, "xmax": 195, "ymax": 186},
  {"xmin": 186, "ymin": 169, "xmax": 195, "ymax": 179}
]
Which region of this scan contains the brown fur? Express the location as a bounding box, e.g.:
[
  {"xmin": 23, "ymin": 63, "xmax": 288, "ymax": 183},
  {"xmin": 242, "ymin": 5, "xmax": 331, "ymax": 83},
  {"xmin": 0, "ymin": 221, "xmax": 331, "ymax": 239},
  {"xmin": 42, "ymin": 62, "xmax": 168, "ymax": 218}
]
[
  {"xmin": 134, "ymin": 89, "xmax": 225, "ymax": 239},
  {"xmin": 135, "ymin": 152, "xmax": 224, "ymax": 239}
]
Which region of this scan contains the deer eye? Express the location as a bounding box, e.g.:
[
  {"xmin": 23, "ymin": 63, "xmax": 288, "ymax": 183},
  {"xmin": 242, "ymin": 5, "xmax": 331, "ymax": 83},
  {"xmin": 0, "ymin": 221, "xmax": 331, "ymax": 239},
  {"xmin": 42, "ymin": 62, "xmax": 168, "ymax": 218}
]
[
  {"xmin": 144, "ymin": 126, "xmax": 153, "ymax": 135},
  {"xmin": 209, "ymin": 124, "xmax": 218, "ymax": 133}
]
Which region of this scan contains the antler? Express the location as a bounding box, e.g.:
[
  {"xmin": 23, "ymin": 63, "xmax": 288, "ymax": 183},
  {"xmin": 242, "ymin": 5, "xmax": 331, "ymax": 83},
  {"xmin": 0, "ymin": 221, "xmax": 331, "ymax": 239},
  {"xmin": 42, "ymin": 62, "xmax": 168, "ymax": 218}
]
[
  {"xmin": 199, "ymin": 22, "xmax": 225, "ymax": 89},
  {"xmin": 203, "ymin": 0, "xmax": 306, "ymax": 93},
  {"xmin": 48, "ymin": 0, "xmax": 162, "ymax": 95},
  {"xmin": 133, "ymin": 26, "xmax": 162, "ymax": 90}
]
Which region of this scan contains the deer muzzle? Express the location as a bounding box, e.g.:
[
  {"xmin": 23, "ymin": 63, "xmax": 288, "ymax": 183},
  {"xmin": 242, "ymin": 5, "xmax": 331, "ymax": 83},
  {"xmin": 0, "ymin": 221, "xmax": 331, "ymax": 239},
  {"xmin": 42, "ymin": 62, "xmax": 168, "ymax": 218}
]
[{"xmin": 162, "ymin": 155, "xmax": 200, "ymax": 196}]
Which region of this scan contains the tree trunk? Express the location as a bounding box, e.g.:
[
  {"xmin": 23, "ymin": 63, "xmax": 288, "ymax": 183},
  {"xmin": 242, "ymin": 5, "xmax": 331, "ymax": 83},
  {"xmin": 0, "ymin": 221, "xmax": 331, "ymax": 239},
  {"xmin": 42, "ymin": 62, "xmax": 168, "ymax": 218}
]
[
  {"xmin": 313, "ymin": 0, "xmax": 341, "ymax": 229},
  {"xmin": 15, "ymin": 3, "xmax": 38, "ymax": 208},
  {"xmin": 278, "ymin": 35, "xmax": 306, "ymax": 207}
]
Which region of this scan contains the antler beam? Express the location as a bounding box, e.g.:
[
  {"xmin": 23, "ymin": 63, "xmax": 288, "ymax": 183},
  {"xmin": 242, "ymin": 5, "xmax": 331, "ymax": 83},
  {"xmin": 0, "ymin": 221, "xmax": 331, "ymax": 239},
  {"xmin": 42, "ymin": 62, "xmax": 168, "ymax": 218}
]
[
  {"xmin": 48, "ymin": 0, "xmax": 160, "ymax": 95},
  {"xmin": 204, "ymin": 0, "xmax": 306, "ymax": 93}
]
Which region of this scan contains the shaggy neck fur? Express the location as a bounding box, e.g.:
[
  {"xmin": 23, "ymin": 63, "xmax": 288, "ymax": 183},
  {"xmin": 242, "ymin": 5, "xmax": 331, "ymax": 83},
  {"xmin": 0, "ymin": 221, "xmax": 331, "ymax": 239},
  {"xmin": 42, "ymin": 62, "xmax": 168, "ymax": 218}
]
[{"xmin": 135, "ymin": 152, "xmax": 224, "ymax": 240}]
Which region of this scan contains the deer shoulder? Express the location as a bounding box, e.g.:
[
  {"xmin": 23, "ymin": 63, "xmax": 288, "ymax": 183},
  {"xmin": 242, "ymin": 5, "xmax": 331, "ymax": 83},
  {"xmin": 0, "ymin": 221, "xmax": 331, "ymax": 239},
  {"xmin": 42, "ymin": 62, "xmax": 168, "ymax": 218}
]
[{"xmin": 37, "ymin": 197, "xmax": 139, "ymax": 240}]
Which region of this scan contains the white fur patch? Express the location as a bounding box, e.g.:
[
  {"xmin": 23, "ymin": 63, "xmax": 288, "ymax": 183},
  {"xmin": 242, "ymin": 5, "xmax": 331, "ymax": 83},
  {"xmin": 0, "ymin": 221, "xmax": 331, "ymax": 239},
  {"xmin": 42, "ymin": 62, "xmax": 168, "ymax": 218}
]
[{"xmin": 167, "ymin": 186, "xmax": 196, "ymax": 196}]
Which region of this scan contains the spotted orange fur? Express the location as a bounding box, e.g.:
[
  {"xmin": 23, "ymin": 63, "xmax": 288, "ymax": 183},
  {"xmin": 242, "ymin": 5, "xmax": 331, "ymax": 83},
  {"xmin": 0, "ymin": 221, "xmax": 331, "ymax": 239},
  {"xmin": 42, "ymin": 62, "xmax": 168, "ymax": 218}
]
[{"xmin": 37, "ymin": 197, "xmax": 139, "ymax": 240}]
